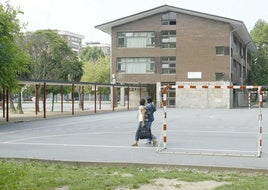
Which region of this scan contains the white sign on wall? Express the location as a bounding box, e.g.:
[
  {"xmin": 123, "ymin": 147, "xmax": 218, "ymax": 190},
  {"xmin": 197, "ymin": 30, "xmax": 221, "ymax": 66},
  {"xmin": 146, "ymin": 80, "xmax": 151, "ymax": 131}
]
[{"xmin": 187, "ymin": 72, "xmax": 202, "ymax": 79}]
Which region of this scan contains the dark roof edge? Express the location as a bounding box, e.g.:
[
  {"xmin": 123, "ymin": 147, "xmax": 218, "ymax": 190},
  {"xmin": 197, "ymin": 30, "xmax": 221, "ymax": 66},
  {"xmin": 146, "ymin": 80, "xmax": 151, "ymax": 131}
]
[
  {"xmin": 95, "ymin": 4, "xmax": 257, "ymax": 52},
  {"xmin": 95, "ymin": 5, "xmax": 244, "ymax": 30}
]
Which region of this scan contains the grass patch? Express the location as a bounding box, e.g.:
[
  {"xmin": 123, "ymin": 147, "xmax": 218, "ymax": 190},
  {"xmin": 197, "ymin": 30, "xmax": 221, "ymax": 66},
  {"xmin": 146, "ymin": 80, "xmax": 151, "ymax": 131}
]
[{"xmin": 0, "ymin": 160, "xmax": 268, "ymax": 190}]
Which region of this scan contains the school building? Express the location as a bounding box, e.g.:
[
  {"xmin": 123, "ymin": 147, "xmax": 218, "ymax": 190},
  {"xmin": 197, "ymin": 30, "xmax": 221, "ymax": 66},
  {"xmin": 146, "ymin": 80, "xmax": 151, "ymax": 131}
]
[{"xmin": 95, "ymin": 5, "xmax": 257, "ymax": 108}]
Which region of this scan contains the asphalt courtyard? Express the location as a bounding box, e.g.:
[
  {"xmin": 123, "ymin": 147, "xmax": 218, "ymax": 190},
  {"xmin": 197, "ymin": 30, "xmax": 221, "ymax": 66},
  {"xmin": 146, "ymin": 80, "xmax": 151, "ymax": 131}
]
[{"xmin": 0, "ymin": 107, "xmax": 268, "ymax": 170}]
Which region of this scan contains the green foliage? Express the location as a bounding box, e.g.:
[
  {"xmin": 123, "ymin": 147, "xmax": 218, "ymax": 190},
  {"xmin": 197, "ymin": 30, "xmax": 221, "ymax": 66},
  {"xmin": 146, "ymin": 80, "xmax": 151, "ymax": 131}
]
[
  {"xmin": 20, "ymin": 29, "xmax": 83, "ymax": 82},
  {"xmin": 80, "ymin": 46, "xmax": 105, "ymax": 62},
  {"xmin": 1, "ymin": 161, "xmax": 268, "ymax": 190},
  {"xmin": 82, "ymin": 56, "xmax": 110, "ymax": 84},
  {"xmin": 248, "ymin": 19, "xmax": 268, "ymax": 85},
  {"xmin": 251, "ymin": 20, "xmax": 268, "ymax": 46},
  {"xmin": 81, "ymin": 56, "xmax": 110, "ymax": 94},
  {"xmin": 61, "ymin": 58, "xmax": 84, "ymax": 82},
  {"xmin": 17, "ymin": 29, "xmax": 84, "ymax": 111},
  {"xmin": 0, "ymin": 3, "xmax": 30, "ymax": 89}
]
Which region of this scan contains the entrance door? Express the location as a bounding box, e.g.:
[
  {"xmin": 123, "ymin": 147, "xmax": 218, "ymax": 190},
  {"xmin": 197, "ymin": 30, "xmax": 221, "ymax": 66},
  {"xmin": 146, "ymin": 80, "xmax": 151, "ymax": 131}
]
[{"xmin": 147, "ymin": 84, "xmax": 157, "ymax": 104}]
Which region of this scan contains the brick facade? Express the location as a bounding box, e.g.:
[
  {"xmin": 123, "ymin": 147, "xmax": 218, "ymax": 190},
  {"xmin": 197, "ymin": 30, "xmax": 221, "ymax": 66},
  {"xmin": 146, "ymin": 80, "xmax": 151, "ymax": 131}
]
[{"xmin": 96, "ymin": 5, "xmax": 256, "ymax": 108}]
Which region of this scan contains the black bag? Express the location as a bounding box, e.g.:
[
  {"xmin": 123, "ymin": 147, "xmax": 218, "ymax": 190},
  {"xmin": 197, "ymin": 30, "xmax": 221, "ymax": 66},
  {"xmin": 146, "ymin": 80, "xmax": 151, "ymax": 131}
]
[
  {"xmin": 139, "ymin": 125, "xmax": 151, "ymax": 139},
  {"xmin": 144, "ymin": 107, "xmax": 150, "ymax": 121}
]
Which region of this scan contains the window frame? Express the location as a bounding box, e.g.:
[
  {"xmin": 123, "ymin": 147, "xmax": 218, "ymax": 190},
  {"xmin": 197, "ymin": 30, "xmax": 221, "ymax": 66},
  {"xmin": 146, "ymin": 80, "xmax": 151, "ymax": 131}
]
[
  {"xmin": 116, "ymin": 57, "xmax": 155, "ymax": 74},
  {"xmin": 161, "ymin": 30, "xmax": 176, "ymax": 49},
  {"xmin": 215, "ymin": 72, "xmax": 225, "ymax": 81},
  {"xmin": 117, "ymin": 32, "xmax": 155, "ymax": 48},
  {"xmin": 161, "ymin": 12, "xmax": 177, "ymax": 25},
  {"xmin": 216, "ymin": 46, "xmax": 229, "ymax": 56},
  {"xmin": 161, "ymin": 56, "xmax": 176, "ymax": 74}
]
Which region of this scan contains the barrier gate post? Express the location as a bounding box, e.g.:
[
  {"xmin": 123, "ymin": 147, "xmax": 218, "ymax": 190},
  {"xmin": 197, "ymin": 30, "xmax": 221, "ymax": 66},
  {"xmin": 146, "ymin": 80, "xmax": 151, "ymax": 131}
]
[
  {"xmin": 257, "ymin": 86, "xmax": 263, "ymax": 157},
  {"xmin": 157, "ymin": 85, "xmax": 172, "ymax": 151}
]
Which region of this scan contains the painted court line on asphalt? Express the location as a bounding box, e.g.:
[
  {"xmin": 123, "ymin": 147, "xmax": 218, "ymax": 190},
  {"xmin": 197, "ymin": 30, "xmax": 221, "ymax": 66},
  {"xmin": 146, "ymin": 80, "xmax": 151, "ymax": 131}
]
[
  {"xmin": 1, "ymin": 131, "xmax": 135, "ymax": 144},
  {"xmin": 0, "ymin": 115, "xmax": 127, "ymax": 135},
  {"xmin": 1, "ymin": 141, "xmax": 265, "ymax": 155},
  {"xmin": 0, "ymin": 142, "xmax": 154, "ymax": 149}
]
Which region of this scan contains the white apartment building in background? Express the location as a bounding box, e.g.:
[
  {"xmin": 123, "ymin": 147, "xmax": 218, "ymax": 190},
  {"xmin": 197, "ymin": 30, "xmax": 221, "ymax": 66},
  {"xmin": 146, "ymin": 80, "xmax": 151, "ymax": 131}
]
[{"xmin": 57, "ymin": 30, "xmax": 84, "ymax": 54}]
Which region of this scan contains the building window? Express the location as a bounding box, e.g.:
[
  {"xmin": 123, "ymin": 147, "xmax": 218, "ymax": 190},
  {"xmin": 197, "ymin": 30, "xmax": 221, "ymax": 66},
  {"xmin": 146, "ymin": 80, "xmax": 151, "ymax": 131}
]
[
  {"xmin": 161, "ymin": 30, "xmax": 176, "ymax": 48},
  {"xmin": 234, "ymin": 60, "xmax": 242, "ymax": 78},
  {"xmin": 161, "ymin": 12, "xmax": 176, "ymax": 25},
  {"xmin": 216, "ymin": 46, "xmax": 229, "ymax": 55},
  {"xmin": 117, "ymin": 32, "xmax": 155, "ymax": 48},
  {"xmin": 233, "ymin": 35, "xmax": 238, "ymax": 46},
  {"xmin": 215, "ymin": 72, "xmax": 225, "ymax": 81},
  {"xmin": 117, "ymin": 57, "xmax": 155, "ymax": 73},
  {"xmin": 161, "ymin": 57, "xmax": 176, "ymax": 74}
]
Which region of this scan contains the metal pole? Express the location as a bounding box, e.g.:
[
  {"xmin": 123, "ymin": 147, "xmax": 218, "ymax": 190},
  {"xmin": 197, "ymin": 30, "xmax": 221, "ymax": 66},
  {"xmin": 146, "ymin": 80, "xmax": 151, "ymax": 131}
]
[
  {"xmin": 162, "ymin": 88, "xmax": 167, "ymax": 149},
  {"xmin": 94, "ymin": 85, "xmax": 97, "ymax": 113},
  {"xmin": 82, "ymin": 86, "xmax": 84, "ymax": 111},
  {"xmin": 99, "ymin": 87, "xmax": 101, "ymax": 110},
  {"xmin": 43, "ymin": 83, "xmax": 46, "ymax": 118},
  {"xmin": 2, "ymin": 86, "xmax": 5, "ymax": 118},
  {"xmin": 248, "ymin": 91, "xmax": 251, "ymax": 109},
  {"xmin": 127, "ymin": 86, "xmax": 130, "ymax": 110},
  {"xmin": 257, "ymin": 86, "xmax": 263, "ymax": 157},
  {"xmin": 35, "ymin": 84, "xmax": 38, "ymax": 115},
  {"xmin": 61, "ymin": 85, "xmax": 64, "ymax": 113},
  {"xmin": 35, "ymin": 85, "xmax": 38, "ymax": 115},
  {"xmin": 157, "ymin": 84, "xmax": 173, "ymax": 151},
  {"xmin": 71, "ymin": 83, "xmax": 74, "ymax": 115},
  {"xmin": 6, "ymin": 88, "xmax": 9, "ymax": 122},
  {"xmin": 112, "ymin": 85, "xmax": 115, "ymax": 111}
]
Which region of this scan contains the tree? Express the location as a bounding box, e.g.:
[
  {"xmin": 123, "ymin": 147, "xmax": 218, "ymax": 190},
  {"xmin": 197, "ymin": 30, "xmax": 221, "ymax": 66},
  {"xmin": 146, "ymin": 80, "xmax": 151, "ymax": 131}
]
[
  {"xmin": 20, "ymin": 29, "xmax": 84, "ymax": 111},
  {"xmin": 79, "ymin": 46, "xmax": 105, "ymax": 62},
  {"xmin": 61, "ymin": 58, "xmax": 84, "ymax": 82},
  {"xmin": 60, "ymin": 57, "xmax": 84, "ymax": 110},
  {"xmin": 21, "ymin": 30, "xmax": 82, "ymax": 81},
  {"xmin": 82, "ymin": 56, "xmax": 110, "ymax": 83},
  {"xmin": 0, "ymin": 3, "xmax": 29, "ymax": 89},
  {"xmin": 81, "ymin": 56, "xmax": 110, "ymax": 94},
  {"xmin": 0, "ymin": 3, "xmax": 30, "ymax": 114},
  {"xmin": 80, "ymin": 46, "xmax": 110, "ymax": 94},
  {"xmin": 248, "ymin": 19, "xmax": 268, "ymax": 85},
  {"xmin": 250, "ymin": 20, "xmax": 268, "ymax": 46}
]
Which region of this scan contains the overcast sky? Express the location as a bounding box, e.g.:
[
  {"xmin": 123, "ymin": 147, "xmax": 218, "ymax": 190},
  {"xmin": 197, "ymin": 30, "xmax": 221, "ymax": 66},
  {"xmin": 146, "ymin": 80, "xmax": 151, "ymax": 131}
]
[{"xmin": 3, "ymin": 0, "xmax": 268, "ymax": 44}]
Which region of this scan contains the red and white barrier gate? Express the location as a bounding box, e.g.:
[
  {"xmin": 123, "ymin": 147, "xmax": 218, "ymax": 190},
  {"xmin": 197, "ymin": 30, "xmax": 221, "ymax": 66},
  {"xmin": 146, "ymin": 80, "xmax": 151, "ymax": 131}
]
[{"xmin": 157, "ymin": 85, "xmax": 263, "ymax": 158}]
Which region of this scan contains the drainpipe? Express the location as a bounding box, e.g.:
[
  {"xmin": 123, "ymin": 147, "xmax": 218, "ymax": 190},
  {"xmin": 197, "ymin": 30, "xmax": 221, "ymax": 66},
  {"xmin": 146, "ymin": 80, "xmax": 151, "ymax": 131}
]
[
  {"xmin": 245, "ymin": 45, "xmax": 248, "ymax": 79},
  {"xmin": 229, "ymin": 25, "xmax": 242, "ymax": 108},
  {"xmin": 229, "ymin": 25, "xmax": 243, "ymax": 82},
  {"xmin": 244, "ymin": 41, "xmax": 252, "ymax": 83}
]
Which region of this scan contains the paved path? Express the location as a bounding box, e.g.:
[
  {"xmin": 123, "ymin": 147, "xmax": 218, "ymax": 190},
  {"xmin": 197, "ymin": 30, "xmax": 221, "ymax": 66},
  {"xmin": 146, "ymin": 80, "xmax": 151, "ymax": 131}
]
[{"xmin": 0, "ymin": 108, "xmax": 267, "ymax": 170}]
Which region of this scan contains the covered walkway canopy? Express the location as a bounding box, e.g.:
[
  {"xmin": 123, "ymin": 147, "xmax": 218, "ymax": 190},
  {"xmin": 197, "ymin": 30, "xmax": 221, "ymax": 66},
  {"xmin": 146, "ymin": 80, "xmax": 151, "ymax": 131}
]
[{"xmin": 1, "ymin": 79, "xmax": 147, "ymax": 122}]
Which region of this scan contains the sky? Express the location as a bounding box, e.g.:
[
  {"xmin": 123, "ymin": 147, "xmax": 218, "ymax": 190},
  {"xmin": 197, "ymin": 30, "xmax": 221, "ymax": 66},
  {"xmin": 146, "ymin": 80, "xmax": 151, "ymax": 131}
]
[{"xmin": 3, "ymin": 0, "xmax": 268, "ymax": 44}]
